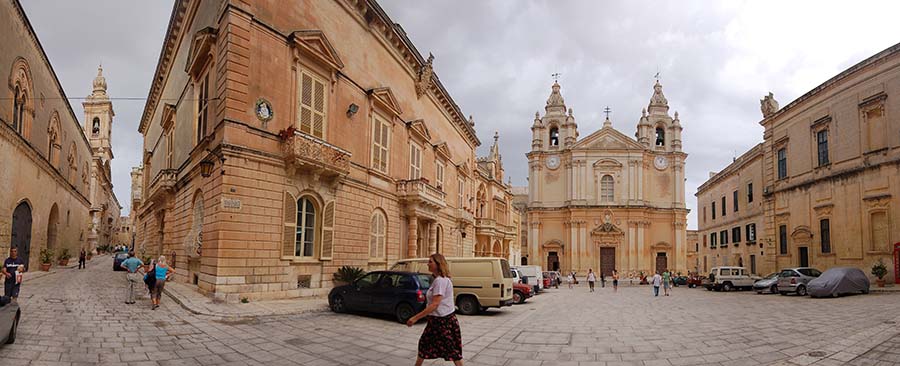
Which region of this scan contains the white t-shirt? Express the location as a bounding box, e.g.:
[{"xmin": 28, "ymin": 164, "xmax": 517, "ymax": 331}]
[
  {"xmin": 427, "ymin": 276, "xmax": 455, "ymax": 317},
  {"xmin": 587, "ymin": 272, "xmax": 596, "ymax": 282},
  {"xmin": 652, "ymin": 274, "xmax": 662, "ymax": 286}
]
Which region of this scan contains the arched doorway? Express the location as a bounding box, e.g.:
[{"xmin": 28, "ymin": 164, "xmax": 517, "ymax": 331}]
[
  {"xmin": 11, "ymin": 201, "xmax": 33, "ymax": 270},
  {"xmin": 492, "ymin": 240, "xmax": 501, "ymax": 258},
  {"xmin": 47, "ymin": 203, "xmax": 59, "ymax": 252}
]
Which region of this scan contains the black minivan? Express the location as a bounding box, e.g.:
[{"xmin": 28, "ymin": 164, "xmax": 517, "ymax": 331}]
[{"xmin": 328, "ymin": 271, "xmax": 432, "ymax": 323}]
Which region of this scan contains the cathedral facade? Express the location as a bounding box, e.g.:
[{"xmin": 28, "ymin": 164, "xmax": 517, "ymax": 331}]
[{"xmin": 524, "ymin": 81, "xmax": 688, "ymax": 277}]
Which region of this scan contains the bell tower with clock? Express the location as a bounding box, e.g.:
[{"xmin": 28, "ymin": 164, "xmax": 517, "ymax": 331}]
[{"xmin": 523, "ymin": 78, "xmax": 688, "ymax": 281}]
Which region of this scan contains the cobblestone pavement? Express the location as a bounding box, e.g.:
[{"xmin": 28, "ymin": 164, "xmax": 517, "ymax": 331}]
[{"xmin": 3, "ymin": 260, "xmax": 899, "ymax": 366}]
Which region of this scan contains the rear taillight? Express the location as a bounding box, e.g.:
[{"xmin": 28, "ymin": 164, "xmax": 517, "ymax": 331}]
[
  {"xmin": 790, "ymin": 278, "xmax": 796, "ymax": 285},
  {"xmin": 416, "ymin": 289, "xmax": 426, "ymax": 303}
]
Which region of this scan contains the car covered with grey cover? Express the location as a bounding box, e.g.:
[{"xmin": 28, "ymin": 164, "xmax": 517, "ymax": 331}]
[{"xmin": 808, "ymin": 267, "xmax": 870, "ymax": 298}]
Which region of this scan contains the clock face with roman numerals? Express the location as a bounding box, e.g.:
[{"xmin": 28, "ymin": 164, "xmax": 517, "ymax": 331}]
[
  {"xmin": 654, "ymin": 155, "xmax": 669, "ymax": 170},
  {"xmin": 546, "ymin": 155, "xmax": 560, "ymax": 169}
]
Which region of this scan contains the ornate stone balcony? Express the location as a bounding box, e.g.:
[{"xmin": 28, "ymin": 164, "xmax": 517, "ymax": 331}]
[
  {"xmin": 457, "ymin": 208, "xmax": 474, "ymax": 226},
  {"xmin": 475, "ymin": 217, "xmax": 516, "ymax": 237},
  {"xmin": 146, "ymin": 169, "xmax": 177, "ymax": 204},
  {"xmin": 281, "ymin": 130, "xmax": 351, "ymax": 181},
  {"xmin": 397, "ymin": 178, "xmax": 446, "ymax": 215}
]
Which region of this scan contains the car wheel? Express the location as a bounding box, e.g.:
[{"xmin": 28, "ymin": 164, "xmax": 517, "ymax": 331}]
[
  {"xmin": 330, "ymin": 295, "xmax": 346, "ymax": 313},
  {"xmin": 6, "ymin": 312, "xmax": 18, "ymax": 344},
  {"xmin": 770, "ymin": 285, "xmax": 778, "ymax": 294},
  {"xmin": 457, "ymin": 296, "xmax": 480, "ymax": 315},
  {"xmin": 513, "ymin": 291, "xmax": 524, "ymax": 304},
  {"xmin": 862, "ymin": 288, "xmax": 869, "ymax": 294},
  {"xmin": 395, "ymin": 303, "xmax": 415, "ymax": 324},
  {"xmin": 797, "ymin": 285, "xmax": 807, "ymax": 296},
  {"xmin": 723, "ymin": 283, "xmax": 732, "ymax": 292}
]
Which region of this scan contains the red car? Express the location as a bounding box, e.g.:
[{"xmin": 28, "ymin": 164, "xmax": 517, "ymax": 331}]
[{"xmin": 512, "ymin": 282, "xmax": 532, "ymax": 304}]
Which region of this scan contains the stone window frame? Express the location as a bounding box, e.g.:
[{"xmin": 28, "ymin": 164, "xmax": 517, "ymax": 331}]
[
  {"xmin": 369, "ymin": 209, "xmax": 387, "ymax": 261},
  {"xmin": 863, "ymin": 195, "xmax": 891, "ymax": 254},
  {"xmin": 747, "ymin": 182, "xmax": 754, "ymax": 203},
  {"xmin": 710, "ymin": 232, "xmax": 717, "ymax": 249},
  {"xmin": 859, "ymin": 93, "xmax": 888, "ymax": 154},
  {"xmin": 47, "ymin": 111, "xmax": 62, "ymax": 169},
  {"xmin": 819, "ymin": 218, "xmax": 831, "ymax": 255},
  {"xmin": 745, "ymin": 223, "xmax": 757, "ymax": 243},
  {"xmin": 370, "ymin": 113, "xmax": 392, "ymax": 175},
  {"xmin": 732, "ymin": 226, "xmax": 741, "ymax": 245},
  {"xmin": 712, "ymin": 201, "xmax": 716, "ymax": 220},
  {"xmin": 810, "ymin": 115, "xmax": 832, "ymax": 168},
  {"xmin": 297, "ymin": 68, "xmax": 328, "ymax": 139},
  {"xmin": 408, "ymin": 141, "xmax": 422, "ymax": 180},
  {"xmin": 282, "ymin": 191, "xmax": 333, "ymax": 261},
  {"xmin": 774, "ymin": 137, "xmax": 789, "ymax": 181},
  {"xmin": 778, "ymin": 224, "xmax": 788, "ymax": 256},
  {"xmin": 720, "ymin": 230, "xmax": 728, "ymax": 247},
  {"xmin": 600, "ymin": 174, "xmax": 614, "ymax": 203},
  {"xmin": 8, "ymin": 57, "xmax": 35, "ymax": 141},
  {"xmin": 435, "ymin": 160, "xmax": 445, "ymax": 191},
  {"xmin": 733, "ymin": 190, "xmax": 739, "ymax": 212},
  {"xmin": 721, "ymin": 196, "xmax": 726, "ymax": 217},
  {"xmin": 194, "ymin": 70, "xmax": 210, "ymax": 145}
]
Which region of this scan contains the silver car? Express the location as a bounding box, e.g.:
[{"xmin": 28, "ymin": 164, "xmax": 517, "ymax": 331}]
[
  {"xmin": 0, "ymin": 296, "xmax": 20, "ymax": 346},
  {"xmin": 753, "ymin": 272, "xmax": 780, "ymax": 294},
  {"xmin": 777, "ymin": 267, "xmax": 822, "ymax": 296}
]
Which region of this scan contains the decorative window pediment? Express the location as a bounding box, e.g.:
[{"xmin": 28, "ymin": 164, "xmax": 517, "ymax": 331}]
[
  {"xmin": 160, "ymin": 103, "xmax": 176, "ymax": 130},
  {"xmin": 407, "ymin": 119, "xmax": 431, "ymax": 144},
  {"xmin": 433, "ymin": 141, "xmax": 452, "ymax": 162},
  {"xmin": 367, "ymin": 87, "xmax": 402, "ymax": 118},
  {"xmin": 456, "ymin": 162, "xmax": 470, "ymax": 178},
  {"xmin": 185, "ymin": 27, "xmax": 217, "ymax": 76},
  {"xmin": 289, "ymin": 30, "xmax": 344, "ymax": 71},
  {"xmin": 593, "ymin": 159, "xmax": 623, "ymax": 169}
]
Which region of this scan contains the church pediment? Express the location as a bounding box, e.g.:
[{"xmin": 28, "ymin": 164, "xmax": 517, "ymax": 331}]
[
  {"xmin": 572, "ymin": 127, "xmax": 645, "ymax": 151},
  {"xmin": 289, "ymin": 30, "xmax": 345, "ymax": 71}
]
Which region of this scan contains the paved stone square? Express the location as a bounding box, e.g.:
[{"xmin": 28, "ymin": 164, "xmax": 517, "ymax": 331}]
[{"xmin": 3, "ymin": 259, "xmax": 899, "ymax": 366}]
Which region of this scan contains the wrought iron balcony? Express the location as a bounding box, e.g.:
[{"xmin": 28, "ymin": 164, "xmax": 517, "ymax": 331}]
[
  {"xmin": 281, "ymin": 130, "xmax": 351, "ymax": 180},
  {"xmin": 396, "ymin": 178, "xmax": 446, "ymax": 210}
]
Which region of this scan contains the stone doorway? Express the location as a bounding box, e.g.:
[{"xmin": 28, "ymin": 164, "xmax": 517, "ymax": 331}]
[
  {"xmin": 655, "ymin": 252, "xmax": 667, "ymax": 274},
  {"xmin": 11, "ymin": 201, "xmax": 32, "ymax": 270},
  {"xmin": 547, "ymin": 252, "xmax": 559, "ymax": 271},
  {"xmin": 599, "ymin": 247, "xmax": 615, "ymax": 276},
  {"xmin": 798, "ymin": 247, "xmax": 809, "ymax": 267}
]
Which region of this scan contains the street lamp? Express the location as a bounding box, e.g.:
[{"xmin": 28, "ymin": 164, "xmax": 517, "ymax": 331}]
[{"xmin": 199, "ymin": 148, "xmax": 226, "ymax": 178}]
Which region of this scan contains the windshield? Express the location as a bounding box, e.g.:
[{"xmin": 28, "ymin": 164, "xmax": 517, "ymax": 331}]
[
  {"xmin": 765, "ymin": 272, "xmax": 778, "ymax": 279},
  {"xmin": 500, "ymin": 259, "xmax": 513, "ymax": 278}
]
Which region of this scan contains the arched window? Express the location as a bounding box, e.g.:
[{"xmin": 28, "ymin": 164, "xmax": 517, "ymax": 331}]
[
  {"xmin": 655, "ymin": 127, "xmax": 665, "ymax": 146},
  {"xmin": 601, "ymin": 175, "xmax": 614, "ymax": 202},
  {"xmin": 92, "ymin": 117, "xmax": 100, "ymax": 135},
  {"xmin": 12, "ymin": 84, "xmax": 22, "ymax": 133},
  {"xmin": 296, "ymin": 196, "xmax": 317, "ymax": 257},
  {"xmin": 549, "ymin": 127, "xmax": 559, "ymax": 146},
  {"xmin": 369, "ymin": 210, "xmax": 386, "ymax": 259}
]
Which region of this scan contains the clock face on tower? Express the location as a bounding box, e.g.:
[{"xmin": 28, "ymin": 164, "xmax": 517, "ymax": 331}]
[
  {"xmin": 654, "ymin": 155, "xmax": 669, "ymax": 170},
  {"xmin": 546, "ymin": 155, "xmax": 560, "ymax": 169}
]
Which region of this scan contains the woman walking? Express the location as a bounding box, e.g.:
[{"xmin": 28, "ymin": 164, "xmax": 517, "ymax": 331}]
[
  {"xmin": 406, "ymin": 253, "xmax": 463, "ymax": 366},
  {"xmin": 151, "ymin": 256, "xmax": 174, "ymax": 310},
  {"xmin": 587, "ymin": 269, "xmax": 596, "ymax": 292},
  {"xmin": 612, "ymin": 269, "xmax": 619, "ymax": 292},
  {"xmin": 567, "ymin": 272, "xmax": 574, "ymax": 289}
]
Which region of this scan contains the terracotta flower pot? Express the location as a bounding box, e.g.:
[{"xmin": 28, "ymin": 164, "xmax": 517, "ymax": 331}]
[
  {"xmin": 876, "ymin": 279, "xmax": 886, "ymax": 288},
  {"xmin": 86, "ymin": 254, "xmax": 93, "ymax": 260},
  {"xmin": 58, "ymin": 259, "xmax": 69, "ymax": 266},
  {"xmin": 40, "ymin": 263, "xmax": 51, "ymax": 272}
]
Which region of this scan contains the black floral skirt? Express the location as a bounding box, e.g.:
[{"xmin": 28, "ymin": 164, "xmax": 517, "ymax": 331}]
[{"xmin": 418, "ymin": 313, "xmax": 462, "ymax": 361}]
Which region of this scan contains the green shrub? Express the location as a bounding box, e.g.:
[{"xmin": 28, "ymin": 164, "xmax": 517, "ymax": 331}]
[
  {"xmin": 57, "ymin": 248, "xmax": 71, "ymax": 260},
  {"xmin": 872, "ymin": 259, "xmax": 888, "ymax": 279},
  {"xmin": 334, "ymin": 266, "xmax": 366, "ymax": 283},
  {"xmin": 40, "ymin": 248, "xmax": 54, "ymax": 264}
]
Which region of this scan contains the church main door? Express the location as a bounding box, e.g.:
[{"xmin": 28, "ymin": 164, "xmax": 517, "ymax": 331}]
[
  {"xmin": 11, "ymin": 202, "xmax": 32, "ymax": 270},
  {"xmin": 655, "ymin": 252, "xmax": 667, "ymax": 274},
  {"xmin": 547, "ymin": 252, "xmax": 559, "ymax": 271},
  {"xmin": 600, "ymin": 248, "xmax": 615, "ymax": 276}
]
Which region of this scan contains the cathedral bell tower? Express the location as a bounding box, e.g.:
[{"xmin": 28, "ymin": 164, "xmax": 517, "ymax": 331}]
[
  {"xmin": 531, "ymin": 81, "xmax": 578, "ymax": 151},
  {"xmin": 636, "ymin": 80, "xmax": 681, "ymax": 152},
  {"xmin": 83, "ymin": 65, "xmax": 115, "ymax": 161}
]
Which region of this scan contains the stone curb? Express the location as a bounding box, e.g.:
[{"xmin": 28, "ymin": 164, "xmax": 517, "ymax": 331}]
[{"xmin": 162, "ymin": 285, "xmax": 330, "ymax": 319}]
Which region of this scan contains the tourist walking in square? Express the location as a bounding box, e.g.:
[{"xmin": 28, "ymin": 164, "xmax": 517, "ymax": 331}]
[
  {"xmin": 651, "ymin": 271, "xmax": 662, "ymax": 297},
  {"xmin": 2, "ymin": 247, "xmax": 25, "ymax": 301},
  {"xmin": 600, "ymin": 272, "xmax": 606, "ymax": 288},
  {"xmin": 587, "ymin": 269, "xmax": 596, "ymax": 292},
  {"xmin": 120, "ymin": 252, "xmax": 144, "ymax": 304},
  {"xmin": 567, "ymin": 271, "xmax": 574, "ymax": 289},
  {"xmin": 662, "ymin": 269, "xmax": 672, "ymax": 296},
  {"xmin": 612, "ymin": 269, "xmax": 619, "ymax": 292},
  {"xmin": 151, "ymin": 256, "xmax": 173, "ymax": 310},
  {"xmin": 406, "ymin": 253, "xmax": 463, "ymax": 366}
]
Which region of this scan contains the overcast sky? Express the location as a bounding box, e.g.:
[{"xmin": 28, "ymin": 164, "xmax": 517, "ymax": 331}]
[{"xmin": 20, "ymin": 1, "xmax": 900, "ymax": 229}]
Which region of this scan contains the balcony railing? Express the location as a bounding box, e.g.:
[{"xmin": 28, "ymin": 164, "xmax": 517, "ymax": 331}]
[
  {"xmin": 281, "ymin": 130, "xmax": 351, "ymax": 179},
  {"xmin": 397, "ymin": 178, "xmax": 446, "ymax": 209},
  {"xmin": 475, "ymin": 217, "xmax": 516, "ymax": 237},
  {"xmin": 146, "ymin": 169, "xmax": 177, "ymax": 203},
  {"xmin": 457, "ymin": 208, "xmax": 474, "ymax": 225}
]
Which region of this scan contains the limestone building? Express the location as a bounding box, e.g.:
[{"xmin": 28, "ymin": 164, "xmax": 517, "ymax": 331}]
[
  {"xmin": 134, "ymin": 0, "xmax": 516, "ymax": 301},
  {"xmin": 695, "ymin": 144, "xmax": 766, "ymax": 275},
  {"xmin": 0, "ymin": 1, "xmax": 115, "ymax": 269},
  {"xmin": 697, "ymin": 42, "xmax": 900, "ymax": 283},
  {"xmin": 524, "ymin": 81, "xmax": 689, "ymax": 276},
  {"xmin": 473, "ymin": 132, "xmax": 518, "ymax": 263}
]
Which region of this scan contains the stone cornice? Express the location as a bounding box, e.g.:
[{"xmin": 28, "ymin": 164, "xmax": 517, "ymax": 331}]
[{"xmin": 138, "ymin": 0, "xmax": 189, "ymax": 134}]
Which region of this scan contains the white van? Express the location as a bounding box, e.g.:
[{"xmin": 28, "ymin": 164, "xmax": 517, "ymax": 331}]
[
  {"xmin": 392, "ymin": 257, "xmax": 515, "ymax": 315},
  {"xmin": 513, "ymin": 265, "xmax": 544, "ymax": 293}
]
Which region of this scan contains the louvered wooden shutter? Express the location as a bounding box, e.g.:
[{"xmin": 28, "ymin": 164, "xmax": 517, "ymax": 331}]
[
  {"xmin": 282, "ymin": 192, "xmax": 297, "ymax": 257},
  {"xmin": 312, "ymin": 79, "xmax": 325, "ymax": 138},
  {"xmin": 320, "ymin": 201, "xmax": 335, "ymax": 260}
]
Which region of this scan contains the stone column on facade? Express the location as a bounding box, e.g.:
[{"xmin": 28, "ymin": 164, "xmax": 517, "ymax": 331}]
[
  {"xmin": 675, "ymin": 221, "xmax": 685, "ymax": 273},
  {"xmin": 407, "ymin": 216, "xmax": 418, "ymax": 258},
  {"xmin": 428, "ymin": 221, "xmax": 437, "ymax": 255},
  {"xmin": 637, "ymin": 222, "xmax": 646, "ymax": 273},
  {"xmin": 579, "ymin": 221, "xmax": 587, "ymax": 272},
  {"xmin": 627, "ymin": 222, "xmax": 635, "ymax": 272},
  {"xmin": 637, "ymin": 163, "xmax": 644, "ymax": 201}
]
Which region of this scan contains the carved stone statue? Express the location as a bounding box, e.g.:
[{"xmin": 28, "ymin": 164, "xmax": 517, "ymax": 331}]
[
  {"xmin": 760, "ymin": 92, "xmax": 779, "ymax": 118},
  {"xmin": 415, "ymin": 53, "xmax": 434, "ymax": 99}
]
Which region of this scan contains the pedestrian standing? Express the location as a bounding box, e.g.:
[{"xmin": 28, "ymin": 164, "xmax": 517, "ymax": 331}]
[
  {"xmin": 662, "ymin": 269, "xmax": 672, "ymax": 296},
  {"xmin": 600, "ymin": 272, "xmax": 606, "ymax": 288},
  {"xmin": 406, "ymin": 253, "xmax": 463, "ymax": 366},
  {"xmin": 151, "ymin": 256, "xmax": 173, "ymax": 310},
  {"xmin": 587, "ymin": 269, "xmax": 596, "ymax": 292},
  {"xmin": 651, "ymin": 271, "xmax": 662, "ymax": 297},
  {"xmin": 612, "ymin": 270, "xmax": 619, "ymax": 292},
  {"xmin": 567, "ymin": 272, "xmax": 574, "ymax": 289},
  {"xmin": 2, "ymin": 248, "xmax": 25, "ymax": 301},
  {"xmin": 78, "ymin": 248, "xmax": 87, "ymax": 269},
  {"xmin": 120, "ymin": 252, "xmax": 145, "ymax": 304}
]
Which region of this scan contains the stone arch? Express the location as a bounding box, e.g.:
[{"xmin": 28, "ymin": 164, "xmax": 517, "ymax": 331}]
[
  {"xmin": 492, "ymin": 240, "xmax": 502, "ymax": 257},
  {"xmin": 47, "ymin": 111, "xmax": 62, "ymax": 168},
  {"xmin": 369, "ymin": 208, "xmax": 387, "ymax": 259},
  {"xmin": 184, "ymin": 190, "xmax": 204, "ymax": 258},
  {"xmin": 8, "ymin": 57, "xmax": 35, "ymax": 139},
  {"xmin": 476, "ymin": 183, "xmax": 487, "ymax": 217},
  {"xmin": 47, "ymin": 203, "xmax": 59, "ymax": 252},
  {"xmin": 655, "ymin": 124, "xmax": 666, "ymax": 146},
  {"xmin": 11, "ymin": 199, "xmax": 33, "ymax": 269}
]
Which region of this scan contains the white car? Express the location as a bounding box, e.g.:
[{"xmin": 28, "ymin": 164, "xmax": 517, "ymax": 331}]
[
  {"xmin": 513, "ymin": 265, "xmax": 544, "ymax": 293},
  {"xmin": 703, "ymin": 266, "xmax": 760, "ymax": 292}
]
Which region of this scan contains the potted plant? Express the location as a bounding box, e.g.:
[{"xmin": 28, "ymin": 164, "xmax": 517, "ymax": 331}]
[
  {"xmin": 86, "ymin": 249, "xmax": 93, "ymax": 261},
  {"xmin": 57, "ymin": 248, "xmax": 71, "ymax": 266},
  {"xmin": 39, "ymin": 248, "xmax": 53, "ymax": 271},
  {"xmin": 872, "ymin": 259, "xmax": 888, "ymax": 287},
  {"xmin": 333, "ymin": 266, "xmax": 366, "ymax": 286}
]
